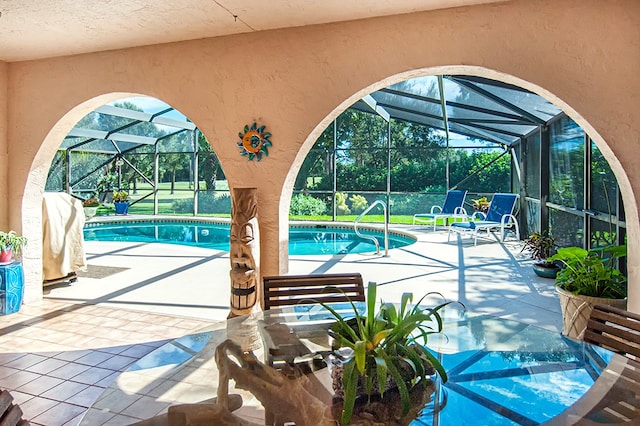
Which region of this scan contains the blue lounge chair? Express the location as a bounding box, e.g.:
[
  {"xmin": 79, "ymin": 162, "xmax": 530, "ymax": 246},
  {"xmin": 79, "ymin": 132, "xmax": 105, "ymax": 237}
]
[
  {"xmin": 413, "ymin": 190, "xmax": 468, "ymax": 231},
  {"xmin": 448, "ymin": 193, "xmax": 519, "ymax": 245}
]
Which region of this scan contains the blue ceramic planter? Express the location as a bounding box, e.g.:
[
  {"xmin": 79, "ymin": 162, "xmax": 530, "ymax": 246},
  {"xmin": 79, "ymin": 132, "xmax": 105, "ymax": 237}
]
[{"xmin": 114, "ymin": 201, "xmax": 129, "ymax": 215}]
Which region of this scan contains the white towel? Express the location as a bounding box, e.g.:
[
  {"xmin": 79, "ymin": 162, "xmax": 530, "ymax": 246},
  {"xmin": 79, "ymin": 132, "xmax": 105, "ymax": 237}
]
[{"xmin": 42, "ymin": 193, "xmax": 87, "ymax": 281}]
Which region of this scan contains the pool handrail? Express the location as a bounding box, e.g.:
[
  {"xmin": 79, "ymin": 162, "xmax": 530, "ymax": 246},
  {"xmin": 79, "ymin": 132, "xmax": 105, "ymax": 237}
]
[{"xmin": 354, "ymin": 199, "xmax": 389, "ymax": 256}]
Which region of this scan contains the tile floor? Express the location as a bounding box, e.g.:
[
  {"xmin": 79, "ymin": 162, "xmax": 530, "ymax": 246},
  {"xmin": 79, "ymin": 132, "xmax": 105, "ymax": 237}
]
[
  {"xmin": 0, "ymin": 300, "xmax": 212, "ymax": 425},
  {"xmin": 0, "ymin": 224, "xmax": 563, "ymax": 425}
]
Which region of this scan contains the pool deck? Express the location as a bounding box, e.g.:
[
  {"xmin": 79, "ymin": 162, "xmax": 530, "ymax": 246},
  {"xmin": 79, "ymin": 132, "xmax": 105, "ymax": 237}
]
[{"xmin": 0, "ymin": 223, "xmax": 562, "ymax": 425}]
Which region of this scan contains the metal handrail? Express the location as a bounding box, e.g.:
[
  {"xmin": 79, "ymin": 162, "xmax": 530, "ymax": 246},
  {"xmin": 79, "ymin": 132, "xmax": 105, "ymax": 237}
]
[{"xmin": 354, "ymin": 200, "xmax": 389, "ymax": 256}]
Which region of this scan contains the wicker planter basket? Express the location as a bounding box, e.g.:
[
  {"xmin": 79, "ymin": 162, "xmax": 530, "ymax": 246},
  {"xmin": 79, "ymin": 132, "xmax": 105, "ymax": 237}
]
[{"xmin": 556, "ymin": 286, "xmax": 627, "ymax": 339}]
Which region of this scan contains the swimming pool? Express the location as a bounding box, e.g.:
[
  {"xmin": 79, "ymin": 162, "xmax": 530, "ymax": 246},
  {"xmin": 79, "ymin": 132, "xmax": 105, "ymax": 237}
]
[{"xmin": 83, "ymin": 219, "xmax": 416, "ymax": 255}]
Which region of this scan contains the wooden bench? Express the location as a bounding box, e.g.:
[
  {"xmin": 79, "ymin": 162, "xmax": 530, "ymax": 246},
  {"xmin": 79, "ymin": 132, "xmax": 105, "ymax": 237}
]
[
  {"xmin": 262, "ymin": 272, "xmax": 365, "ymax": 310},
  {"xmin": 584, "ymin": 304, "xmax": 640, "ymax": 359},
  {"xmin": 0, "ymin": 389, "xmax": 29, "ymax": 426}
]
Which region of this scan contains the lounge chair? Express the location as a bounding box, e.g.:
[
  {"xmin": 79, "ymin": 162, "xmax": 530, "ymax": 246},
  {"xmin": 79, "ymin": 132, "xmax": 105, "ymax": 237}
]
[
  {"xmin": 413, "ymin": 189, "xmax": 468, "ymax": 230},
  {"xmin": 448, "ymin": 193, "xmax": 519, "ymax": 245}
]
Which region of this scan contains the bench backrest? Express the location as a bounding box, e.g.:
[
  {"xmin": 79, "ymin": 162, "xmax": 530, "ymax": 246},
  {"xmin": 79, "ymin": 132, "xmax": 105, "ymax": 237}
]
[
  {"xmin": 584, "ymin": 303, "xmax": 640, "ymax": 359},
  {"xmin": 262, "ymin": 273, "xmax": 365, "ymax": 310}
]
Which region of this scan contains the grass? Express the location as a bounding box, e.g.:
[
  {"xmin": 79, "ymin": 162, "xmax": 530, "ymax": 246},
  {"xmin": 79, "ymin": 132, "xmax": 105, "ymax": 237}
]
[{"xmin": 94, "ymin": 181, "xmax": 455, "ymax": 225}]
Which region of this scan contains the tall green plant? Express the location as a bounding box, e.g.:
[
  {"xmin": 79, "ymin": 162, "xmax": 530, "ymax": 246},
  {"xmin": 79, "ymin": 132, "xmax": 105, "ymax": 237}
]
[
  {"xmin": 322, "ymin": 282, "xmax": 452, "ymax": 425},
  {"xmin": 549, "ymin": 244, "xmax": 627, "ymax": 299}
]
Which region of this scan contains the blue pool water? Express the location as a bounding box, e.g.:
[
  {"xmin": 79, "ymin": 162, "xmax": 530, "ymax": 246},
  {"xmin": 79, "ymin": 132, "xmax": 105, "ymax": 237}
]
[{"xmin": 83, "ymin": 220, "xmax": 416, "ymax": 255}]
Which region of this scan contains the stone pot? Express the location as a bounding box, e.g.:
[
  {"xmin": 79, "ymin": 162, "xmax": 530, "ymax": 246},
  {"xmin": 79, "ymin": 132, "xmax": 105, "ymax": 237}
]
[
  {"xmin": 556, "ymin": 286, "xmax": 627, "ymax": 339},
  {"xmin": 533, "ymin": 261, "xmax": 560, "ymax": 279},
  {"xmin": 329, "ymin": 356, "xmax": 437, "ymax": 425},
  {"xmin": 83, "ymin": 206, "xmax": 98, "ymax": 219}
]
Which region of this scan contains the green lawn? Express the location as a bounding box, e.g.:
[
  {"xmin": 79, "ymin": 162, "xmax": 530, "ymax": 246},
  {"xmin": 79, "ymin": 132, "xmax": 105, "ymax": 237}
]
[{"xmin": 95, "ymin": 182, "xmax": 451, "ymax": 225}]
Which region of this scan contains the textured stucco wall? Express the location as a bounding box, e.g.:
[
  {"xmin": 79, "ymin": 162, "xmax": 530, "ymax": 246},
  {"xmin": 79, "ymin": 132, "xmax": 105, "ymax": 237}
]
[
  {"xmin": 4, "ymin": 0, "xmax": 640, "ymax": 309},
  {"xmin": 0, "ymin": 61, "xmax": 7, "ymax": 231}
]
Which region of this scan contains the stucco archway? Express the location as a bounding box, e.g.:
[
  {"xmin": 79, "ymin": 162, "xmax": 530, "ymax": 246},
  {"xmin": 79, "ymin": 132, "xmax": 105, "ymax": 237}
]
[
  {"xmin": 284, "ymin": 65, "xmax": 637, "ymax": 307},
  {"xmin": 21, "ymin": 92, "xmax": 219, "ymax": 304}
]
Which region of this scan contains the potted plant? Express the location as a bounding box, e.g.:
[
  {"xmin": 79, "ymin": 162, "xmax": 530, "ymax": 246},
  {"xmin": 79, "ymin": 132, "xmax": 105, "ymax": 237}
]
[
  {"xmin": 113, "ymin": 190, "xmax": 129, "ymax": 215},
  {"xmin": 322, "ymin": 282, "xmax": 452, "ymax": 425},
  {"xmin": 521, "ymin": 231, "xmax": 560, "ymax": 278},
  {"xmin": 0, "ymin": 231, "xmax": 28, "ymax": 264},
  {"xmin": 549, "ymin": 244, "xmax": 627, "ymax": 339},
  {"xmin": 82, "ymin": 197, "xmax": 100, "ymax": 219},
  {"xmin": 471, "ymin": 196, "xmax": 490, "ymax": 213}
]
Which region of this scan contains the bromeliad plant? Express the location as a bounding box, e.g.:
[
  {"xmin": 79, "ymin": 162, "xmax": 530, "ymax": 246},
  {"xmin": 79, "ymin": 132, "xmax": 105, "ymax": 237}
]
[
  {"xmin": 323, "ymin": 282, "xmax": 452, "ymax": 426},
  {"xmin": 112, "ymin": 190, "xmax": 129, "ymax": 202}
]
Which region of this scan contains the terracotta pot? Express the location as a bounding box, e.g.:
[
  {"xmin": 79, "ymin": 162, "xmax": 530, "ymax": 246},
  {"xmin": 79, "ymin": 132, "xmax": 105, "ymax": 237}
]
[
  {"xmin": 0, "ymin": 249, "xmax": 12, "ymax": 264},
  {"xmin": 556, "ymin": 286, "xmax": 627, "ymax": 339}
]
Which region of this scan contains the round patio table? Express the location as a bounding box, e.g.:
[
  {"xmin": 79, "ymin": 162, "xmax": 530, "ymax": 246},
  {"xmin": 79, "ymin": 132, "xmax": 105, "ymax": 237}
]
[{"xmin": 80, "ymin": 304, "xmax": 638, "ymax": 425}]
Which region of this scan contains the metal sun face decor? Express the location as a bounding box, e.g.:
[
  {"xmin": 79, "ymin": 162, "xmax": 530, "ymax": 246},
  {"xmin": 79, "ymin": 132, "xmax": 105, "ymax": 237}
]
[{"xmin": 237, "ymin": 122, "xmax": 272, "ymax": 161}]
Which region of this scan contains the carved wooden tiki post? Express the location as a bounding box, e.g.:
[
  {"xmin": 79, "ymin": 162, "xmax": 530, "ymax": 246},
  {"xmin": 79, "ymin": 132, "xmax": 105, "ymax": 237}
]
[{"xmin": 229, "ymin": 187, "xmax": 260, "ymax": 318}]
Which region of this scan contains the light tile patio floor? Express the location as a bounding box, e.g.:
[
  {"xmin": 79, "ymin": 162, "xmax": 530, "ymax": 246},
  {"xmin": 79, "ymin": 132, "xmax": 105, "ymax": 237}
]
[{"xmin": 0, "ymin": 224, "xmax": 562, "ymax": 425}]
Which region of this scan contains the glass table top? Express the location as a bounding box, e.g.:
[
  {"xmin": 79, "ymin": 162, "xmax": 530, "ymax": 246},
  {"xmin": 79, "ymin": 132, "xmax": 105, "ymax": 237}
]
[{"xmin": 81, "ymin": 305, "xmax": 636, "ymax": 425}]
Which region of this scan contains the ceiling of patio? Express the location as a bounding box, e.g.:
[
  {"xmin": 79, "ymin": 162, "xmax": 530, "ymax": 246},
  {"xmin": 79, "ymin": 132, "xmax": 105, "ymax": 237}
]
[
  {"xmin": 0, "ymin": 0, "xmax": 505, "ymax": 62},
  {"xmin": 63, "ymin": 74, "xmax": 561, "ymax": 155}
]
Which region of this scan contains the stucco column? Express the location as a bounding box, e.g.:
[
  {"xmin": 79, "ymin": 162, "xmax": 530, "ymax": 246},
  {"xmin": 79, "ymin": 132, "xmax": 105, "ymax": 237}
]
[{"xmin": 0, "ymin": 61, "xmax": 7, "ymax": 230}]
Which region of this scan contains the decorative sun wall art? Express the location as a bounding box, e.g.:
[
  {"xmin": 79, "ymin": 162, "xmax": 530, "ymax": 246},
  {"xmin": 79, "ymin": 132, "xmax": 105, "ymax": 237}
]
[{"xmin": 237, "ymin": 122, "xmax": 272, "ymax": 161}]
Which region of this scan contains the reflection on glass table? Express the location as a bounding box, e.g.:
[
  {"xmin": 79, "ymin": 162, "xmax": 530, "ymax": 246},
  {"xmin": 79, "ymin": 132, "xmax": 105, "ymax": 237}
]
[
  {"xmin": 80, "ymin": 305, "xmax": 637, "ymax": 425},
  {"xmin": 420, "ymin": 316, "xmax": 624, "ymax": 426}
]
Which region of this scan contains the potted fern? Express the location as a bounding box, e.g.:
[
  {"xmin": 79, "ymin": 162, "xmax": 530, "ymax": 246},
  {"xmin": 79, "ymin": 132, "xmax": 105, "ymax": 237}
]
[
  {"xmin": 323, "ymin": 282, "xmax": 452, "ymax": 425},
  {"xmin": 0, "ymin": 231, "xmax": 28, "ymax": 264},
  {"xmin": 549, "ymin": 244, "xmax": 627, "ymax": 339}
]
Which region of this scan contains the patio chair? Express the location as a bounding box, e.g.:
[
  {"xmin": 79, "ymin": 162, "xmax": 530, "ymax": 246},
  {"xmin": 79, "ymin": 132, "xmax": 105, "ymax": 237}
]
[
  {"xmin": 448, "ymin": 193, "xmax": 519, "ymax": 245},
  {"xmin": 261, "ymin": 273, "xmax": 365, "ymax": 424},
  {"xmin": 584, "ymin": 304, "xmax": 640, "ymax": 359},
  {"xmin": 554, "ymin": 304, "xmax": 640, "ymax": 425},
  {"xmin": 262, "ymin": 272, "xmax": 365, "ymax": 310},
  {"xmin": 413, "ymin": 189, "xmax": 468, "ymax": 230}
]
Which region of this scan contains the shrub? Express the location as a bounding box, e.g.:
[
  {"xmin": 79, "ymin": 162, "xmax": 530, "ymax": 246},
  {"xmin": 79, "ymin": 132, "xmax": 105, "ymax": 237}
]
[
  {"xmin": 170, "ymin": 193, "xmax": 232, "ymax": 215},
  {"xmin": 336, "ymin": 192, "xmax": 351, "ymax": 215},
  {"xmin": 289, "ymin": 194, "xmax": 326, "ymax": 216},
  {"xmin": 348, "ymin": 194, "xmax": 368, "ymax": 214},
  {"xmin": 172, "ymin": 198, "xmax": 193, "ymax": 213}
]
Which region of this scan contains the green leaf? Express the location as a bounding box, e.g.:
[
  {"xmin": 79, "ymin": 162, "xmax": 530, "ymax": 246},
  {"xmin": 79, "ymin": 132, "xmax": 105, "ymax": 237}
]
[
  {"xmin": 399, "ymin": 292, "xmax": 412, "ymax": 318},
  {"xmin": 354, "ymin": 340, "xmax": 366, "ymax": 373},
  {"xmin": 381, "ymin": 302, "xmax": 398, "ymax": 324},
  {"xmin": 383, "ymin": 353, "xmax": 411, "ymax": 415},
  {"xmin": 374, "ymin": 356, "xmax": 388, "ymax": 397},
  {"xmin": 420, "ymin": 346, "xmax": 448, "ymax": 383},
  {"xmin": 366, "ymin": 281, "xmax": 377, "ymax": 334},
  {"xmin": 341, "ymin": 359, "xmax": 359, "ymax": 426}
]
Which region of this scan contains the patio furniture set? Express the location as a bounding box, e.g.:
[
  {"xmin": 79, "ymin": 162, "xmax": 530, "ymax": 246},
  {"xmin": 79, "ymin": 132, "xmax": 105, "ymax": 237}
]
[{"xmin": 413, "ymin": 190, "xmax": 520, "ymax": 245}]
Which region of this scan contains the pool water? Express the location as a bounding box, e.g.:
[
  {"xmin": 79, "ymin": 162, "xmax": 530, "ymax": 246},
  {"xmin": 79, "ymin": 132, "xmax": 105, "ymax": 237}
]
[{"xmin": 83, "ymin": 221, "xmax": 416, "ymax": 255}]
